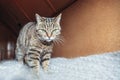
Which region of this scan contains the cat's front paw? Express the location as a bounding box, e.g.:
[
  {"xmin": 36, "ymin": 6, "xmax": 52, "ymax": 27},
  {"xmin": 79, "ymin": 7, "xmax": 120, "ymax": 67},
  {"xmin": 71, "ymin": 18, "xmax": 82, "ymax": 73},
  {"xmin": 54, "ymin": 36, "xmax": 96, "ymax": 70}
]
[
  {"xmin": 17, "ymin": 59, "xmax": 24, "ymax": 64},
  {"xmin": 42, "ymin": 61, "xmax": 50, "ymax": 72}
]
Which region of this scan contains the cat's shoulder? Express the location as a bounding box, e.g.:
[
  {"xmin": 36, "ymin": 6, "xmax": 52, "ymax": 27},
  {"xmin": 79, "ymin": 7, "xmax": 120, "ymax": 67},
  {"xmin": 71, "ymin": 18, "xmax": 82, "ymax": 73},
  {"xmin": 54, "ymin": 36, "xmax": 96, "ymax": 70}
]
[
  {"xmin": 20, "ymin": 22, "xmax": 36, "ymax": 32},
  {"xmin": 24, "ymin": 22, "xmax": 36, "ymax": 27}
]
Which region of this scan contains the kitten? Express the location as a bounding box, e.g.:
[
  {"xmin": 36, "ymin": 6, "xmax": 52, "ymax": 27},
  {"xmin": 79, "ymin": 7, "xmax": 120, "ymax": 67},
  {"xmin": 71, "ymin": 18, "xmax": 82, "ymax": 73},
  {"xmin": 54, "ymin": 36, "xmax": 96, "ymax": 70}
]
[{"xmin": 15, "ymin": 13, "xmax": 62, "ymax": 75}]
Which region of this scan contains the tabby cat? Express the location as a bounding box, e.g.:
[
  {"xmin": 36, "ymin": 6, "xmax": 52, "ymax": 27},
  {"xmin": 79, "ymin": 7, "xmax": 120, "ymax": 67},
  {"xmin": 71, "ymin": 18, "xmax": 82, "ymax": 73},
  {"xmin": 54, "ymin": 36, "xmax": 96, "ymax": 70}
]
[{"xmin": 15, "ymin": 13, "xmax": 62, "ymax": 75}]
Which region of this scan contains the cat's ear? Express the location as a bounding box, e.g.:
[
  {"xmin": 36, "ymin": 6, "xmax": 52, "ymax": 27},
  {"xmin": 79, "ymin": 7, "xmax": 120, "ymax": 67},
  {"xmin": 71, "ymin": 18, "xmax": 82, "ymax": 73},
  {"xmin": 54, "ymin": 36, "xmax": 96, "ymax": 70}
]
[
  {"xmin": 35, "ymin": 13, "xmax": 42, "ymax": 24},
  {"xmin": 55, "ymin": 13, "xmax": 62, "ymax": 24}
]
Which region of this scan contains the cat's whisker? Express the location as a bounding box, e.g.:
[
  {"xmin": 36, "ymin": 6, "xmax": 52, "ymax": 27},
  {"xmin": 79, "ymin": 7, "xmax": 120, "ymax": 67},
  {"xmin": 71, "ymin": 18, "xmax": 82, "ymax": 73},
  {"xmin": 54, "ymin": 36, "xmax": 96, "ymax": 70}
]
[
  {"xmin": 58, "ymin": 40, "xmax": 63, "ymax": 45},
  {"xmin": 60, "ymin": 36, "xmax": 65, "ymax": 42},
  {"xmin": 53, "ymin": 40, "xmax": 58, "ymax": 46},
  {"xmin": 53, "ymin": 39, "xmax": 58, "ymax": 45},
  {"xmin": 54, "ymin": 39, "xmax": 59, "ymax": 45},
  {"xmin": 55, "ymin": 39, "xmax": 61, "ymax": 46},
  {"xmin": 59, "ymin": 38, "xmax": 64, "ymax": 43},
  {"xmin": 58, "ymin": 36, "xmax": 64, "ymax": 43},
  {"xmin": 53, "ymin": 36, "xmax": 64, "ymax": 46}
]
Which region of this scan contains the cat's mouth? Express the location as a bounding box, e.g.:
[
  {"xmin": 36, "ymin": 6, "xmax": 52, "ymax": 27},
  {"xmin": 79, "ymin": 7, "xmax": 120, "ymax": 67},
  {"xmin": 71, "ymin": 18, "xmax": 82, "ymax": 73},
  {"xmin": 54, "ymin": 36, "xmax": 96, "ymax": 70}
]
[
  {"xmin": 41, "ymin": 40, "xmax": 53, "ymax": 46},
  {"xmin": 46, "ymin": 39, "xmax": 53, "ymax": 42}
]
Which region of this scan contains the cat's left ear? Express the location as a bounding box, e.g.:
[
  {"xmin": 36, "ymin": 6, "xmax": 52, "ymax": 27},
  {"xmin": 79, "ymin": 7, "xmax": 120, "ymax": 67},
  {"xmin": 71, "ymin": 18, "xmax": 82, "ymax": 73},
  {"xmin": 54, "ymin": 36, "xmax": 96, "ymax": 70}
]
[
  {"xmin": 35, "ymin": 13, "xmax": 42, "ymax": 24},
  {"xmin": 55, "ymin": 13, "xmax": 62, "ymax": 24}
]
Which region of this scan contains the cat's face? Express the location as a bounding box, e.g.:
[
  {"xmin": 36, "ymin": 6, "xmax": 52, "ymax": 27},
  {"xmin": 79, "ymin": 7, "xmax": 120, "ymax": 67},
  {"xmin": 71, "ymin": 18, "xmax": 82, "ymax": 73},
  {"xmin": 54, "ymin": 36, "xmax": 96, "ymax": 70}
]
[{"xmin": 35, "ymin": 13, "xmax": 62, "ymax": 42}]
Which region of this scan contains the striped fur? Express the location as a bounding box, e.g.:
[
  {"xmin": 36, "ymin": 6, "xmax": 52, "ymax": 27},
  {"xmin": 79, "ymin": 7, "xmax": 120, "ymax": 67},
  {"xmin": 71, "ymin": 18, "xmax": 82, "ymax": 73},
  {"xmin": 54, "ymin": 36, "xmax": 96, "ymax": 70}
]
[{"xmin": 15, "ymin": 13, "xmax": 62, "ymax": 75}]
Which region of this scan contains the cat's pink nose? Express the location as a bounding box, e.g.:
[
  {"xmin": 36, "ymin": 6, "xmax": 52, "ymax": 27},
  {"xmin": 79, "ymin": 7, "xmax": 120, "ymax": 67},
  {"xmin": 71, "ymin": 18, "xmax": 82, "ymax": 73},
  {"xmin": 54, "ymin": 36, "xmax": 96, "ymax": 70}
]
[
  {"xmin": 46, "ymin": 33, "xmax": 52, "ymax": 38},
  {"xmin": 48, "ymin": 36, "xmax": 51, "ymax": 38}
]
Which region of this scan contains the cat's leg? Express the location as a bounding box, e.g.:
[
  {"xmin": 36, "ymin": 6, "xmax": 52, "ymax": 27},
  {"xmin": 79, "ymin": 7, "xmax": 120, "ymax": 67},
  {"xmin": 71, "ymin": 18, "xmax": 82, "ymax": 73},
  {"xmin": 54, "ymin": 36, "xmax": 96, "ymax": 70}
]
[
  {"xmin": 24, "ymin": 48, "xmax": 41, "ymax": 76},
  {"xmin": 15, "ymin": 47, "xmax": 24, "ymax": 64},
  {"xmin": 40, "ymin": 51, "xmax": 52, "ymax": 72}
]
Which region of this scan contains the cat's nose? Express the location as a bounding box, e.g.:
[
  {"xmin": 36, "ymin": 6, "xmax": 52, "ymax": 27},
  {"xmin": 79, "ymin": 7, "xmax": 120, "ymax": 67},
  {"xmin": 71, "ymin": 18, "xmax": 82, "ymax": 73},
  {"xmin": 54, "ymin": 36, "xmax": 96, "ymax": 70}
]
[
  {"xmin": 48, "ymin": 36, "xmax": 51, "ymax": 39},
  {"xmin": 47, "ymin": 34, "xmax": 52, "ymax": 38},
  {"xmin": 46, "ymin": 32, "xmax": 52, "ymax": 38}
]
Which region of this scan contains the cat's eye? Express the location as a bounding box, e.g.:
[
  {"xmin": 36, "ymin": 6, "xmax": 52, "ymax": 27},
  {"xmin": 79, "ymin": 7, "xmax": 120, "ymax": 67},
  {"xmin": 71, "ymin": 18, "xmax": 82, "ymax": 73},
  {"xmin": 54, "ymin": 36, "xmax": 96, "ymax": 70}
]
[
  {"xmin": 38, "ymin": 29, "xmax": 46, "ymax": 32},
  {"xmin": 52, "ymin": 29, "xmax": 59, "ymax": 32},
  {"xmin": 52, "ymin": 29, "xmax": 60, "ymax": 35}
]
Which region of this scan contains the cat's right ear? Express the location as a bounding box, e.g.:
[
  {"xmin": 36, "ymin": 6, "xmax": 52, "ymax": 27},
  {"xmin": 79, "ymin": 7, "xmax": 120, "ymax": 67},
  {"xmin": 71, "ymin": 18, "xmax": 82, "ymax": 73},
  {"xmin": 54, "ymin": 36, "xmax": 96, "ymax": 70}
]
[{"xmin": 35, "ymin": 13, "xmax": 42, "ymax": 24}]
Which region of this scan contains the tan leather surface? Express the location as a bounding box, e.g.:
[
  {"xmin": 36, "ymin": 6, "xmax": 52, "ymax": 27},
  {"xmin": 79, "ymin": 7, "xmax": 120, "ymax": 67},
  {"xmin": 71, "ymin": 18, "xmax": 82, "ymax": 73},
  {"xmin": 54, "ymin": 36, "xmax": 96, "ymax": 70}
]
[{"xmin": 53, "ymin": 0, "xmax": 120, "ymax": 58}]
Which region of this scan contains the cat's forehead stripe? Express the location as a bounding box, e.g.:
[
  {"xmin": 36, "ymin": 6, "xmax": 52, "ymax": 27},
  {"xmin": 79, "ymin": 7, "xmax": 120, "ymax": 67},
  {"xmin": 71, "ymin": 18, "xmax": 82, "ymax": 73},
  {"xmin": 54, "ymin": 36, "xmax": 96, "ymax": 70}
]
[
  {"xmin": 43, "ymin": 18, "xmax": 55, "ymax": 28},
  {"xmin": 45, "ymin": 18, "xmax": 53, "ymax": 23}
]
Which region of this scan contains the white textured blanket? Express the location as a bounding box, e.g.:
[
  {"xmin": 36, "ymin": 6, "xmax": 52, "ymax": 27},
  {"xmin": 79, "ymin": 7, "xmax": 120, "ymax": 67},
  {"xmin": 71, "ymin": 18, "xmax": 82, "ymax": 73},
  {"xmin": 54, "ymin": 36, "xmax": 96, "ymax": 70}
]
[{"xmin": 0, "ymin": 51, "xmax": 120, "ymax": 80}]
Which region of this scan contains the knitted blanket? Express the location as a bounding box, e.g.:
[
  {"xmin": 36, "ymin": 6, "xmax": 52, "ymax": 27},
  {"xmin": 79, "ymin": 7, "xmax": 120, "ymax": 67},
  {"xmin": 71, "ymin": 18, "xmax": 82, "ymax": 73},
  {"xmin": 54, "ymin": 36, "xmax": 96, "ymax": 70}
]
[{"xmin": 0, "ymin": 51, "xmax": 120, "ymax": 80}]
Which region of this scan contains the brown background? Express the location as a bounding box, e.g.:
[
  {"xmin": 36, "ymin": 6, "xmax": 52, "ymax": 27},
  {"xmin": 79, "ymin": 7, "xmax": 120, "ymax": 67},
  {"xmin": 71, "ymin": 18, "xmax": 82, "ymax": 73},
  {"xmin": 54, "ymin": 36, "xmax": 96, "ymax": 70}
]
[
  {"xmin": 0, "ymin": 22, "xmax": 15, "ymax": 60},
  {"xmin": 53, "ymin": 0, "xmax": 120, "ymax": 58}
]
